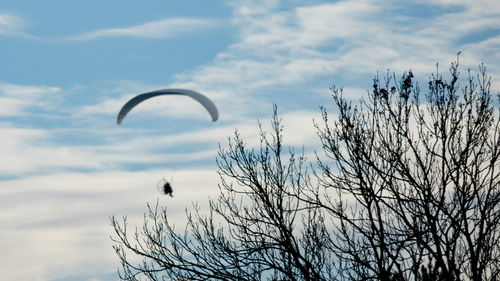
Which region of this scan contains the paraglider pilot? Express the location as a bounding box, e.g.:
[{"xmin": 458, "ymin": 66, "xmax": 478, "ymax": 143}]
[{"xmin": 162, "ymin": 181, "xmax": 173, "ymax": 197}]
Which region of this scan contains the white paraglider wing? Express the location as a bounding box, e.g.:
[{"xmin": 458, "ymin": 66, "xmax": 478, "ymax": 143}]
[{"xmin": 116, "ymin": 89, "xmax": 219, "ymax": 125}]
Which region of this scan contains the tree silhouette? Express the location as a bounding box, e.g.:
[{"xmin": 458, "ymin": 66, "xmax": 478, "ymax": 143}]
[{"xmin": 111, "ymin": 57, "xmax": 500, "ymax": 281}]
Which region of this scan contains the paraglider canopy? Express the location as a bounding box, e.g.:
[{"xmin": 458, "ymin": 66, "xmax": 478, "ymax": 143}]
[{"xmin": 116, "ymin": 88, "xmax": 219, "ymax": 125}]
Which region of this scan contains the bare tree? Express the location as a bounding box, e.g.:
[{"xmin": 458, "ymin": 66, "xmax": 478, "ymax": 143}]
[
  {"xmin": 311, "ymin": 56, "xmax": 500, "ymax": 281},
  {"xmin": 111, "ymin": 108, "xmax": 333, "ymax": 281},
  {"xmin": 111, "ymin": 57, "xmax": 500, "ymax": 281}
]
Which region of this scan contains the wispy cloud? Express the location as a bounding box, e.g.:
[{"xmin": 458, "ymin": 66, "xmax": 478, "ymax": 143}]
[
  {"xmin": 0, "ymin": 82, "xmax": 60, "ymax": 98},
  {"xmin": 0, "ymin": 13, "xmax": 24, "ymax": 35},
  {"xmin": 0, "ymin": 12, "xmax": 39, "ymax": 39},
  {"xmin": 0, "ymin": 82, "xmax": 61, "ymax": 116},
  {"xmin": 65, "ymin": 17, "xmax": 220, "ymax": 41},
  {"xmin": 171, "ymin": 0, "xmax": 500, "ymax": 102}
]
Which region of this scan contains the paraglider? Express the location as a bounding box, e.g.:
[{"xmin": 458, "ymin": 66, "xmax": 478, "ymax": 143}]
[
  {"xmin": 157, "ymin": 178, "xmax": 174, "ymax": 197},
  {"xmin": 161, "ymin": 182, "xmax": 173, "ymax": 197},
  {"xmin": 116, "ymin": 89, "xmax": 219, "ymax": 125}
]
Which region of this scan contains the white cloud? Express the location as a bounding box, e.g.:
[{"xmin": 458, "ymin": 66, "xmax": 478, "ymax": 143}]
[
  {"xmin": 0, "ymin": 97, "xmax": 30, "ymax": 117},
  {"xmin": 65, "ymin": 17, "xmax": 220, "ymax": 41},
  {"xmin": 0, "ymin": 127, "xmax": 103, "ymax": 176},
  {"xmin": 170, "ymin": 1, "xmax": 389, "ymax": 97},
  {"xmin": 414, "ymin": 0, "xmax": 500, "ymax": 9},
  {"xmin": 0, "ymin": 12, "xmax": 40, "ymax": 39},
  {"xmin": 0, "ymin": 82, "xmax": 61, "ymax": 116},
  {"xmin": 0, "ymin": 168, "xmax": 221, "ymax": 280},
  {"xmin": 0, "ymin": 13, "xmax": 25, "ymax": 35},
  {"xmin": 236, "ymin": 1, "xmax": 380, "ymax": 50},
  {"xmin": 170, "ymin": 0, "xmax": 500, "ymax": 104},
  {"xmin": 0, "ymin": 83, "xmax": 61, "ymax": 98}
]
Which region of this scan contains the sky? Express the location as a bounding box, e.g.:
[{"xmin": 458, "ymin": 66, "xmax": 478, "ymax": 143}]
[{"xmin": 1, "ymin": 0, "xmax": 499, "ymax": 280}]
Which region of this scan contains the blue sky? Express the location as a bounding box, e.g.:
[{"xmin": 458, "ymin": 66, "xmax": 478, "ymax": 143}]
[{"xmin": 1, "ymin": 0, "xmax": 499, "ymax": 280}]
